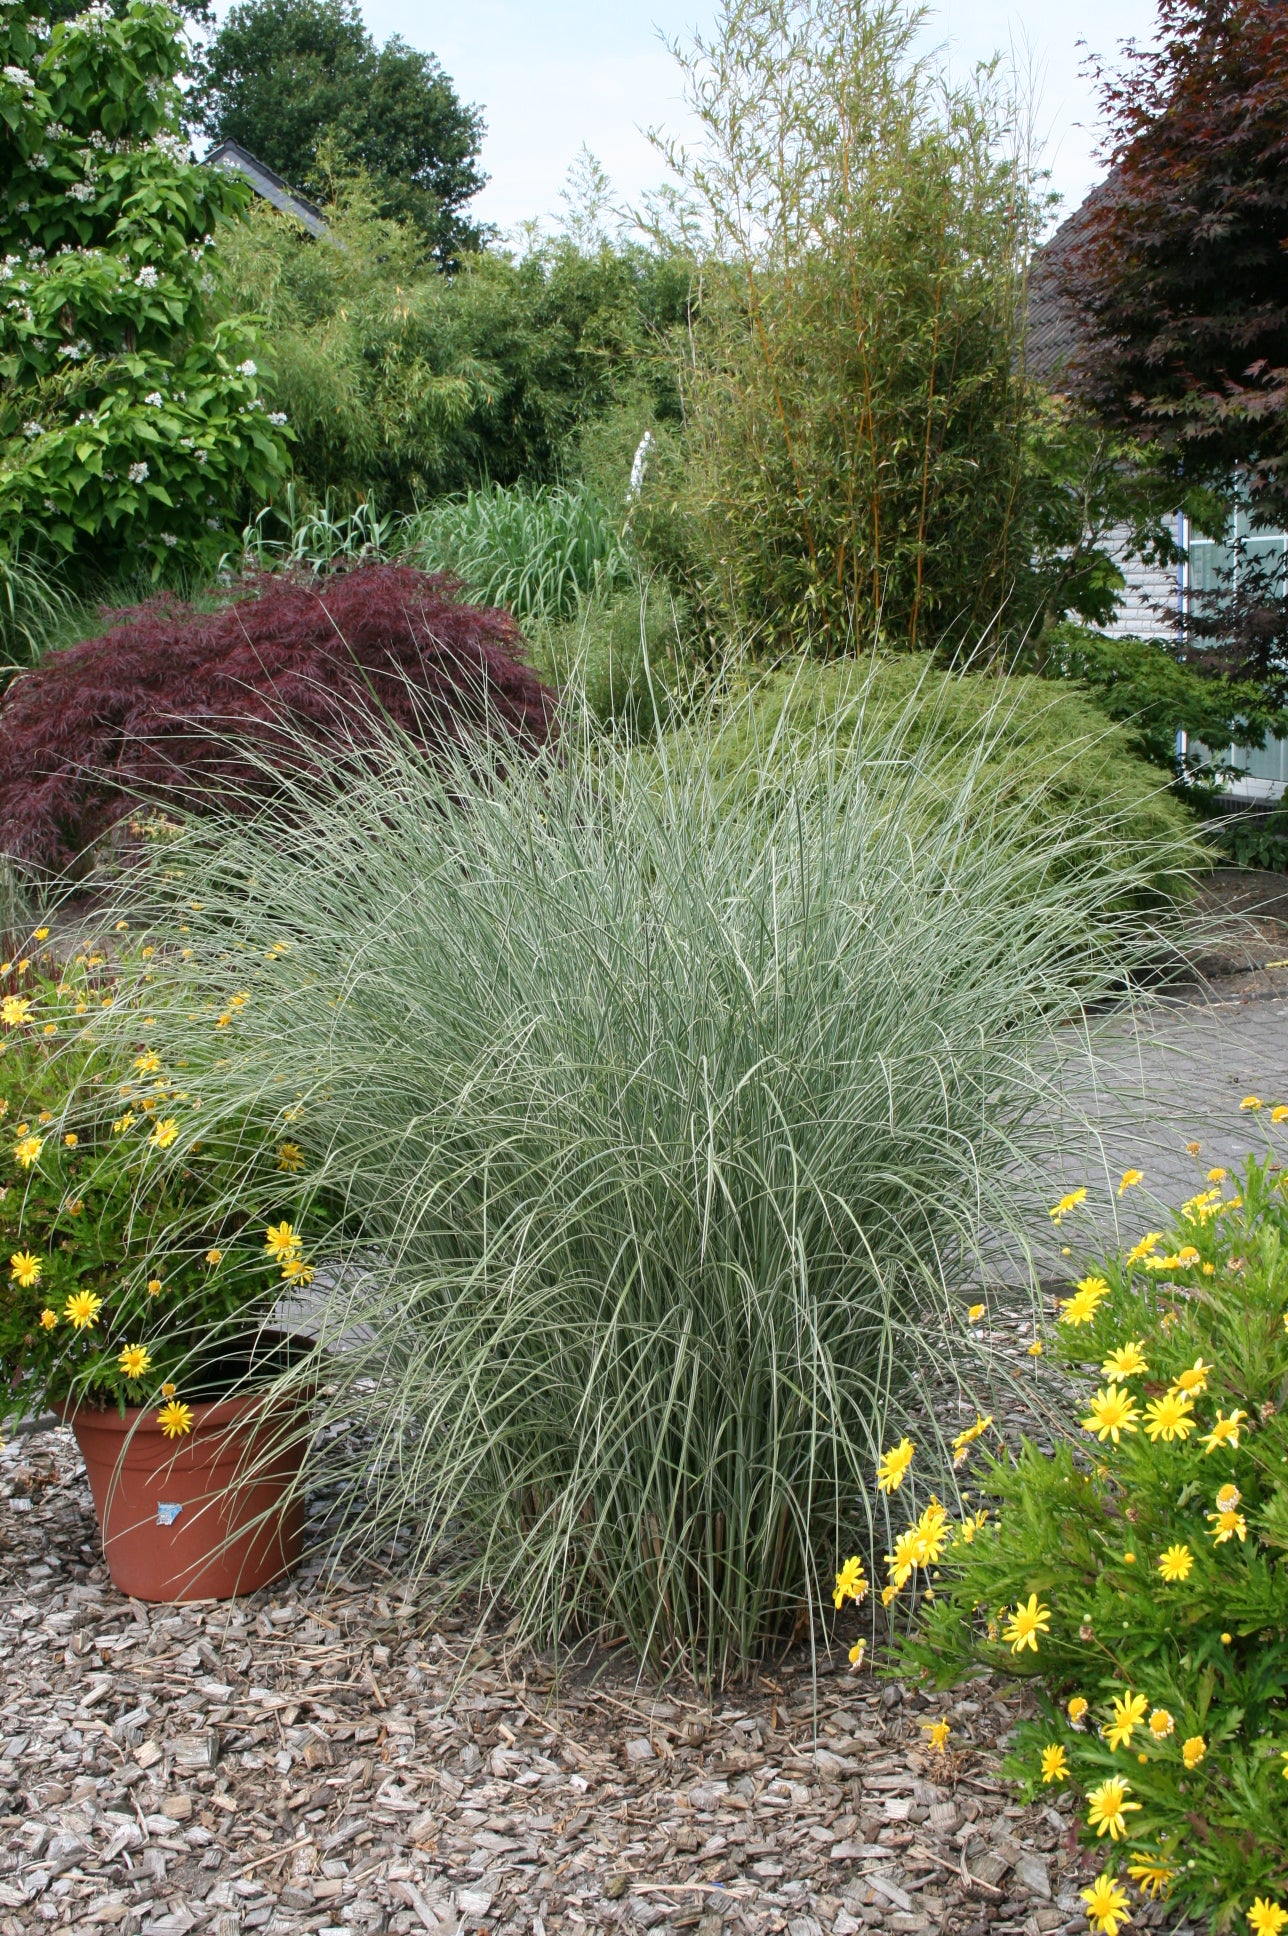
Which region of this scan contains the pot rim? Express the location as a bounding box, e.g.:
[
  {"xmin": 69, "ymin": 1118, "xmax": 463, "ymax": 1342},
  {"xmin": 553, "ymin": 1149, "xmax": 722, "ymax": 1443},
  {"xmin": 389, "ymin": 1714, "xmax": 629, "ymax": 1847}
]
[{"xmin": 59, "ymin": 1385, "xmax": 307, "ymax": 1435}]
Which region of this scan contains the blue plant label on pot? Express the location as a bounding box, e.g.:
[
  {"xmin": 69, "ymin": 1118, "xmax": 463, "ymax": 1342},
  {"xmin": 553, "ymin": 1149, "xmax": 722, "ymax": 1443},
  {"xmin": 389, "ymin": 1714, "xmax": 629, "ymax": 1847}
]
[{"xmin": 156, "ymin": 1502, "xmax": 183, "ymax": 1526}]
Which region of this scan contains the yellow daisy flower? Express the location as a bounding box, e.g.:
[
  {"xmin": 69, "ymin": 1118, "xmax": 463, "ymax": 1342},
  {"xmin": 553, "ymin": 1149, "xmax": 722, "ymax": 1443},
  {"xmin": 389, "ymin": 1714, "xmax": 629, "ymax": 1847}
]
[
  {"xmin": 264, "ymin": 1220, "xmax": 302, "ymax": 1263},
  {"xmin": 833, "ymin": 1556, "xmax": 868, "ymax": 1609},
  {"xmin": 157, "ymin": 1399, "xmax": 194, "ymax": 1439},
  {"xmin": 1081, "ymin": 1386, "xmax": 1140, "ymax": 1444},
  {"xmin": 1086, "ymin": 1775, "xmax": 1140, "ymax": 1839},
  {"xmin": 1157, "ymin": 1543, "xmax": 1193, "ymax": 1582},
  {"xmin": 1081, "ymin": 1873, "xmax": 1131, "ymax": 1936},
  {"xmin": 1103, "ymin": 1690, "xmax": 1148, "ymax": 1752},
  {"xmin": 1002, "ymin": 1593, "xmax": 1050, "ymax": 1654},
  {"xmin": 1143, "ymin": 1391, "xmax": 1196, "ymax": 1442},
  {"xmin": 9, "ymin": 1250, "xmax": 41, "ymax": 1287},
  {"xmin": 1039, "ymin": 1743, "xmax": 1068, "ymax": 1783},
  {"xmin": 117, "ymin": 1344, "xmax": 151, "ymax": 1380},
  {"xmin": 1200, "ymin": 1408, "xmax": 1247, "ymax": 1453},
  {"xmin": 1048, "ymin": 1188, "xmax": 1087, "ymax": 1224},
  {"xmin": 875, "ymin": 1438, "xmax": 915, "ymax": 1494},
  {"xmin": 1126, "ymin": 1855, "xmax": 1174, "ymax": 1900},
  {"xmin": 63, "ymin": 1289, "xmax": 103, "ymax": 1329},
  {"xmin": 1101, "ymin": 1340, "xmax": 1148, "ymax": 1381}
]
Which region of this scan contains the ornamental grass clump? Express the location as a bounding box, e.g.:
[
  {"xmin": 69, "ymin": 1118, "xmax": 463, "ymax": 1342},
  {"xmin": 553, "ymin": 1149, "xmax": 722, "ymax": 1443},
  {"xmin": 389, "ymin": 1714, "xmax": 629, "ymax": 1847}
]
[
  {"xmin": 93, "ymin": 667, "xmax": 1189, "ymax": 1678},
  {"xmin": 900, "ymin": 1141, "xmax": 1288, "ymax": 1928}
]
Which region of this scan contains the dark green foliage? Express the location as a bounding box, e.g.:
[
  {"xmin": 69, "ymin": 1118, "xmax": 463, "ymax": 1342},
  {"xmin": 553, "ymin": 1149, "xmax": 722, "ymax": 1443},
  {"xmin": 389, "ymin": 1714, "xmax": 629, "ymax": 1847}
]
[
  {"xmin": 195, "ymin": 0, "xmax": 485, "ymax": 264},
  {"xmin": 217, "ymin": 193, "xmax": 692, "ymax": 505},
  {"xmin": 1037, "ymin": 623, "xmax": 1288, "ymax": 776}
]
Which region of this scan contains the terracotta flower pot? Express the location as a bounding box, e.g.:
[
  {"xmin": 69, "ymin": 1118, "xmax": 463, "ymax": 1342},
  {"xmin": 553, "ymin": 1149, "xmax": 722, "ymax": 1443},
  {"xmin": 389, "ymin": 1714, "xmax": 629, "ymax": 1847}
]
[{"xmin": 68, "ymin": 1389, "xmax": 308, "ymax": 1602}]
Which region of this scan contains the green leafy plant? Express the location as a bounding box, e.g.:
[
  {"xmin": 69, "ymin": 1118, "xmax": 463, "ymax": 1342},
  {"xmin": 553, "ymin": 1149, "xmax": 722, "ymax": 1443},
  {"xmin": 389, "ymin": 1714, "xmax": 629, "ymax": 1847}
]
[
  {"xmin": 0, "ymin": 945, "xmax": 315, "ymax": 1428},
  {"xmin": 405, "ymin": 481, "xmax": 632, "ymax": 620},
  {"xmin": 899, "ymin": 1144, "xmax": 1288, "ymax": 1928},
  {"xmin": 0, "ymin": 0, "xmax": 289, "ymax": 581},
  {"xmin": 89, "ymin": 668, "xmax": 1189, "ymax": 1679},
  {"xmin": 217, "ymin": 192, "xmax": 690, "ymax": 508},
  {"xmin": 195, "ymin": 0, "xmax": 487, "ymax": 264},
  {"xmin": 1037, "ymin": 622, "xmax": 1288, "ymax": 780}
]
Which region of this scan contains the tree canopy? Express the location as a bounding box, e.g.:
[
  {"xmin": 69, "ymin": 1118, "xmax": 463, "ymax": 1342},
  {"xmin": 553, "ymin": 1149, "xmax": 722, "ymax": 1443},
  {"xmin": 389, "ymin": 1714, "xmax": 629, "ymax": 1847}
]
[
  {"xmin": 196, "ymin": 0, "xmax": 486, "ymax": 264},
  {"xmin": 1065, "ymin": 0, "xmax": 1288, "ymax": 527}
]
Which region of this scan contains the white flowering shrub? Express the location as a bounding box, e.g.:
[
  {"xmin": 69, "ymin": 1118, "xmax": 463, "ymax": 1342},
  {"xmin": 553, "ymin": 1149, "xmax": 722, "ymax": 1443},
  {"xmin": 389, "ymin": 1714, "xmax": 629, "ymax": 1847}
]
[{"xmin": 0, "ymin": 0, "xmax": 288, "ymax": 579}]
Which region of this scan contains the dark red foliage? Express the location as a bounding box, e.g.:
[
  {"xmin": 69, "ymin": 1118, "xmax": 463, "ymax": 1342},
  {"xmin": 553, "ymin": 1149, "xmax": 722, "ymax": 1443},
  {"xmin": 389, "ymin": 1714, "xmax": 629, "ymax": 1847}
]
[
  {"xmin": 0, "ymin": 564, "xmax": 556, "ymax": 873},
  {"xmin": 1064, "ymin": 0, "xmax": 1288, "ymax": 522}
]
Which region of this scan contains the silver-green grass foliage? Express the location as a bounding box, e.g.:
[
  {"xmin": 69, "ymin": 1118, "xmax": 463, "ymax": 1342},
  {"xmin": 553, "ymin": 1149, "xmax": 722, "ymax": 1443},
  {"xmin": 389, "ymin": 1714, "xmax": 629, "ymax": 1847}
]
[{"xmin": 98, "ymin": 666, "xmax": 1189, "ymax": 1680}]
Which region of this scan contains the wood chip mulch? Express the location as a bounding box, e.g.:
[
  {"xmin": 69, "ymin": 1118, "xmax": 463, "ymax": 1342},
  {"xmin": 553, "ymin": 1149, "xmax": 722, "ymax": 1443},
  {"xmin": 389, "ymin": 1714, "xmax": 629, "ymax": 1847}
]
[{"xmin": 1, "ymin": 1420, "xmax": 1186, "ymax": 1936}]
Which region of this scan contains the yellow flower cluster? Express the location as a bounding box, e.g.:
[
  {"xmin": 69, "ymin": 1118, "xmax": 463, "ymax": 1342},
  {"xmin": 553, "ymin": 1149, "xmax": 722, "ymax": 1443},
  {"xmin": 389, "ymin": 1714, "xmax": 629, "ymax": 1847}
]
[{"xmin": 265, "ymin": 1220, "xmax": 314, "ymax": 1287}]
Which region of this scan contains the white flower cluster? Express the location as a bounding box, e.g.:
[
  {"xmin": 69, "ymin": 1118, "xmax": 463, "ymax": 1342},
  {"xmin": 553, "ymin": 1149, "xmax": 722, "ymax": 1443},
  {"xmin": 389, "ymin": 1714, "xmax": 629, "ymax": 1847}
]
[
  {"xmin": 43, "ymin": 120, "xmax": 66, "ymax": 139},
  {"xmin": 23, "ymin": 421, "xmax": 44, "ymax": 438},
  {"xmin": 56, "ymin": 340, "xmax": 90, "ymax": 361},
  {"xmin": 28, "ymin": 152, "xmax": 47, "ymax": 169},
  {"xmin": 199, "ymin": 273, "xmax": 215, "ymax": 294},
  {"xmin": 152, "ymin": 132, "xmax": 186, "ymax": 160},
  {"xmin": 268, "ymin": 412, "xmax": 288, "ymax": 426},
  {"xmin": 127, "ymin": 461, "xmax": 148, "ymax": 483},
  {"xmin": 68, "ymin": 182, "xmax": 95, "ymax": 202},
  {"xmin": 160, "ymin": 532, "xmax": 177, "ymax": 547},
  {"xmin": 70, "ymin": 2, "xmax": 113, "ymax": 31},
  {"xmin": 236, "ymin": 359, "xmax": 257, "ymax": 377},
  {"xmin": 134, "ymin": 266, "xmax": 159, "ymax": 288},
  {"xmin": 2, "ymin": 64, "xmax": 34, "ymax": 89}
]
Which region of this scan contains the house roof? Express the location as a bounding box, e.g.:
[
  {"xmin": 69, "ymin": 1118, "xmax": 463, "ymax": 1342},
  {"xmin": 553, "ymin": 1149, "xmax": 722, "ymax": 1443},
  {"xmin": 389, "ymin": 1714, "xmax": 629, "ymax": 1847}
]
[
  {"xmin": 1024, "ymin": 183, "xmax": 1114, "ymax": 387},
  {"xmin": 203, "ymin": 138, "xmax": 329, "ymax": 238}
]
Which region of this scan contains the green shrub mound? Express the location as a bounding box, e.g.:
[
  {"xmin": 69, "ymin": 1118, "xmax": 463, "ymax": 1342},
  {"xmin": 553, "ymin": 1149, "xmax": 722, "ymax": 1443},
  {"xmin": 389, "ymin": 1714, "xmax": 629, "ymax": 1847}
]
[
  {"xmin": 693, "ymin": 657, "xmax": 1204, "ymax": 904},
  {"xmin": 901, "ymin": 1146, "xmax": 1288, "ymax": 1928}
]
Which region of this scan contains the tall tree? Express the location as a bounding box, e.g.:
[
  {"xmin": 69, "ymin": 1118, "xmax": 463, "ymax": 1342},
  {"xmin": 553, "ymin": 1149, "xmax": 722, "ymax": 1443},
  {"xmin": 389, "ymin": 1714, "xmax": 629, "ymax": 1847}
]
[
  {"xmin": 1066, "ymin": 0, "xmax": 1288, "ymax": 527},
  {"xmin": 196, "ymin": 0, "xmax": 486, "ymax": 265}
]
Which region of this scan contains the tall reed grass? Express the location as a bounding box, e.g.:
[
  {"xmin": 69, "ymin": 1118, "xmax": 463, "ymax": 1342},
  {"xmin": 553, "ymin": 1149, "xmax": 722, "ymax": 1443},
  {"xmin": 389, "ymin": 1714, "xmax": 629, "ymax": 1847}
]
[
  {"xmin": 100, "ymin": 666, "xmax": 1188, "ymax": 1678},
  {"xmin": 404, "ymin": 482, "xmax": 632, "ymax": 619}
]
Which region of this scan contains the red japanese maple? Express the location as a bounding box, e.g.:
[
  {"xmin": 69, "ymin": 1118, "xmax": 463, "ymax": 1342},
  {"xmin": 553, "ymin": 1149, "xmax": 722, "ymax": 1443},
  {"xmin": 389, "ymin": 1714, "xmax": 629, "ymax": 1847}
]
[
  {"xmin": 0, "ymin": 565, "xmax": 556, "ymax": 873},
  {"xmin": 1066, "ymin": 0, "xmax": 1288, "ymax": 521}
]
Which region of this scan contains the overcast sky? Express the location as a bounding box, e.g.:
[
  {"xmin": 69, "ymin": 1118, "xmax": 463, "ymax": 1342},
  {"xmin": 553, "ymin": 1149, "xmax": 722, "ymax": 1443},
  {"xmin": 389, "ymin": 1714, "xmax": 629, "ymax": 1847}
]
[{"xmin": 347, "ymin": 0, "xmax": 1163, "ymax": 241}]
